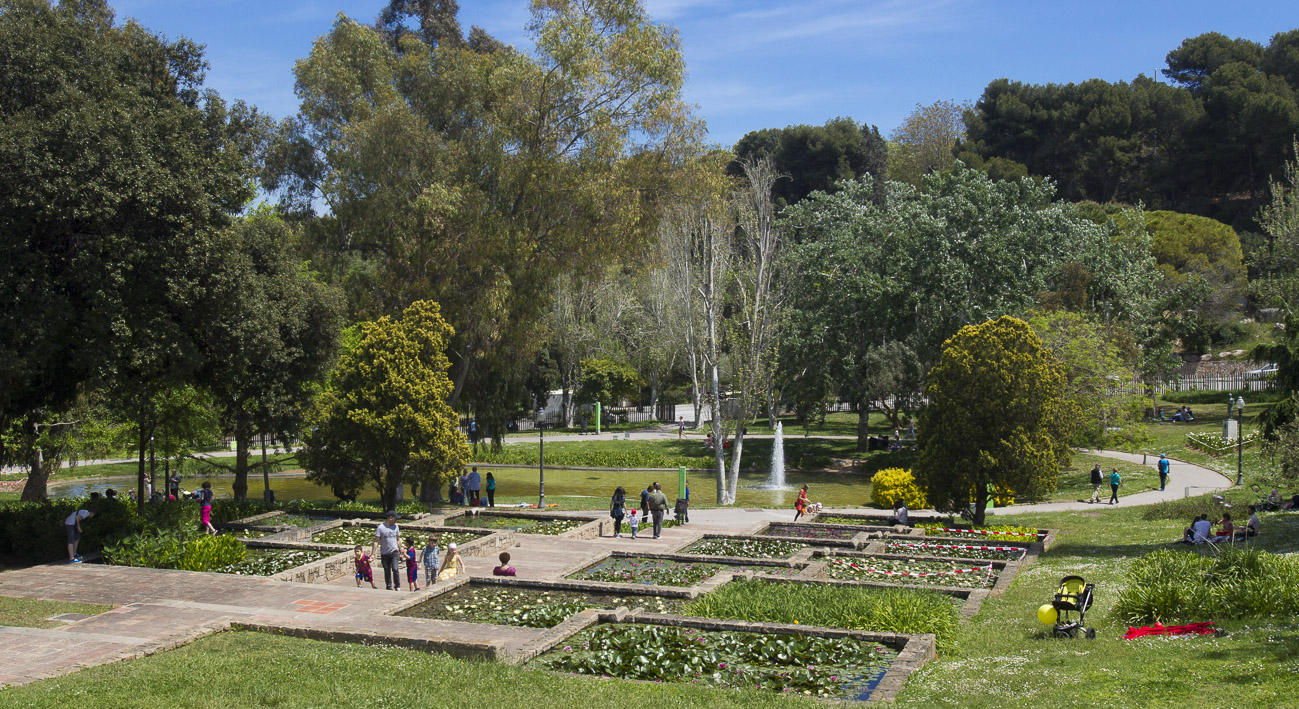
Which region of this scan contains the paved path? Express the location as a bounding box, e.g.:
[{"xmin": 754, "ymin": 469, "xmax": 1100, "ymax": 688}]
[
  {"xmin": 988, "ymin": 450, "xmax": 1232, "ymax": 515},
  {"xmin": 0, "ymin": 506, "xmax": 793, "ymax": 687}
]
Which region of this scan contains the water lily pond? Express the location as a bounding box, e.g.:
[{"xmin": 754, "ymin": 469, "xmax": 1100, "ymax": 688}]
[
  {"xmin": 212, "ymin": 547, "xmax": 333, "ymax": 576},
  {"xmin": 569, "ymin": 557, "xmax": 799, "ymax": 585},
  {"xmin": 398, "ymin": 585, "xmax": 687, "ymax": 628},
  {"xmin": 680, "ymin": 537, "xmax": 804, "ymax": 559},
  {"xmin": 532, "ymin": 623, "xmax": 898, "ymax": 701},
  {"xmin": 442, "ymin": 514, "xmax": 587, "ymax": 535},
  {"xmin": 824, "ymin": 555, "xmax": 998, "ymax": 589},
  {"xmin": 311, "ymin": 526, "xmax": 483, "ymax": 548},
  {"xmin": 759, "ymin": 523, "xmax": 859, "ymax": 541}
]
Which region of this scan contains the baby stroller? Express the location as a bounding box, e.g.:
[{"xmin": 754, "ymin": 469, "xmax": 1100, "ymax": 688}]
[
  {"xmin": 674, "ymin": 497, "xmax": 689, "ymax": 524},
  {"xmin": 1047, "ymin": 575, "xmax": 1095, "ymax": 639}
]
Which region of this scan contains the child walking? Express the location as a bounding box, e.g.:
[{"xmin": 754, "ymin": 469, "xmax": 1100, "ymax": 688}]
[
  {"xmin": 404, "ymin": 536, "xmax": 421, "ymax": 591},
  {"xmin": 422, "ymin": 535, "xmax": 439, "ymax": 586},
  {"xmin": 354, "ymin": 546, "xmax": 377, "ymax": 589},
  {"xmin": 627, "ymin": 508, "xmax": 640, "ymax": 539}
]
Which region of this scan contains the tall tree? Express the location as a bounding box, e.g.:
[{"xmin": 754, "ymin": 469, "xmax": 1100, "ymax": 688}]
[
  {"xmin": 732, "ymin": 117, "xmax": 887, "ymax": 210},
  {"xmin": 267, "ymin": 0, "xmax": 697, "ymax": 442},
  {"xmin": 888, "ymin": 99, "xmax": 968, "ymax": 186},
  {"xmin": 190, "ymin": 208, "xmax": 344, "ymax": 501},
  {"xmin": 0, "ymin": 0, "xmax": 265, "ymax": 507},
  {"xmin": 300, "ymin": 301, "xmax": 469, "ymax": 511},
  {"xmin": 916, "ymin": 317, "xmax": 1075, "ymax": 525}
]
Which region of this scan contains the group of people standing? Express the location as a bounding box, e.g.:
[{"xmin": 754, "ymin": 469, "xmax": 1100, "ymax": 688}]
[
  {"xmin": 449, "ymin": 467, "xmax": 495, "ymax": 507},
  {"xmin": 1089, "ymin": 454, "xmax": 1173, "ymax": 505},
  {"xmin": 609, "ymin": 482, "xmax": 674, "ymax": 538},
  {"xmin": 367, "ymin": 511, "xmax": 464, "ymax": 591}
]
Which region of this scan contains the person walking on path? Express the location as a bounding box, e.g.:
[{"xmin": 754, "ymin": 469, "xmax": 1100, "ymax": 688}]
[
  {"xmin": 610, "ymin": 486, "xmax": 626, "ymax": 538},
  {"xmin": 648, "ymin": 482, "xmax": 670, "ymax": 538},
  {"xmin": 1089, "ymin": 464, "xmax": 1103, "ymax": 503},
  {"xmin": 466, "ymin": 466, "xmax": 481, "ymax": 506},
  {"xmin": 372, "ymin": 511, "xmax": 402, "ymax": 591},
  {"xmin": 794, "ymin": 484, "xmax": 809, "ymax": 521},
  {"xmin": 65, "ymin": 507, "xmax": 94, "ymax": 563},
  {"xmin": 1109, "ymin": 468, "xmax": 1122, "ymax": 505},
  {"xmin": 485, "ymin": 472, "xmax": 496, "ymax": 507},
  {"xmin": 678, "ymin": 416, "xmax": 686, "ymax": 439},
  {"xmin": 640, "ymin": 484, "xmax": 651, "ymax": 523},
  {"xmin": 1158, "ymin": 454, "xmax": 1170, "ymax": 491},
  {"xmin": 198, "ymin": 481, "xmax": 217, "ymax": 535}
]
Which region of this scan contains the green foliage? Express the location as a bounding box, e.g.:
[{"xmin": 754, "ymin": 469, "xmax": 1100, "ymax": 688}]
[
  {"xmin": 0, "ymin": 0, "xmax": 264, "ymax": 440},
  {"xmin": 568, "ymin": 557, "xmax": 726, "ymax": 586},
  {"xmin": 400, "ymin": 586, "xmax": 685, "ymax": 628},
  {"xmin": 915, "ymin": 523, "xmax": 1039, "ymax": 542},
  {"xmin": 869, "ymin": 467, "xmax": 927, "ymax": 508},
  {"xmin": 0, "ymin": 596, "xmax": 112, "ymax": 630},
  {"xmin": 535, "ymin": 623, "xmax": 896, "ymax": 699},
  {"xmin": 104, "ymin": 531, "xmax": 245, "ymax": 572},
  {"xmin": 887, "ymin": 99, "xmax": 968, "ymax": 187},
  {"xmin": 301, "ymin": 300, "xmax": 470, "ymax": 510},
  {"xmin": 1112, "ymin": 548, "xmax": 1299, "ymax": 623},
  {"xmin": 681, "ymin": 537, "xmax": 804, "ymax": 559},
  {"xmin": 0, "ymin": 497, "xmax": 145, "ymax": 563},
  {"xmin": 917, "ymin": 317, "xmax": 1075, "ymax": 523},
  {"xmin": 732, "ymin": 117, "xmax": 887, "ymax": 209},
  {"xmin": 213, "ymin": 548, "xmax": 332, "ymax": 576},
  {"xmin": 1027, "ymin": 310, "xmax": 1142, "ymax": 446},
  {"xmin": 576, "ymin": 358, "xmax": 643, "ymax": 406},
  {"xmin": 474, "ymin": 442, "xmax": 713, "ymax": 469},
  {"xmin": 683, "ymin": 581, "xmax": 961, "ymax": 651},
  {"xmin": 1141, "ymin": 489, "xmax": 1260, "ymax": 521}
]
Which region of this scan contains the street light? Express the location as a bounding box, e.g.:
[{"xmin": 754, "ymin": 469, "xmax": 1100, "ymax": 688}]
[
  {"xmin": 1236, "ymin": 395, "xmax": 1245, "ymax": 486},
  {"xmin": 537, "ymin": 407, "xmax": 546, "ymax": 509}
]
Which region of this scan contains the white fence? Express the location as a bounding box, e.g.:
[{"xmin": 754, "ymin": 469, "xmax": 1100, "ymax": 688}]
[{"xmin": 1160, "ymin": 374, "xmax": 1274, "ymax": 393}]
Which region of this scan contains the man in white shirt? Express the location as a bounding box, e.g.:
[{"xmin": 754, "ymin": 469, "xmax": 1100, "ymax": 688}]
[
  {"xmin": 65, "ymin": 508, "xmax": 94, "ymax": 563},
  {"xmin": 1191, "ymin": 515, "xmax": 1212, "ymax": 544},
  {"xmin": 371, "ymin": 511, "xmax": 402, "ymax": 590}
]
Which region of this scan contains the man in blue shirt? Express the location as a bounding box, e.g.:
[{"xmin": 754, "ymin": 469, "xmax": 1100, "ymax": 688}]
[{"xmin": 1157, "ymin": 454, "xmax": 1170, "ymax": 491}]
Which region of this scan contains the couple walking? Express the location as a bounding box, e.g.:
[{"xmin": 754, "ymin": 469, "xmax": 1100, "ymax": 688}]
[{"xmin": 611, "ymin": 482, "xmax": 670, "ymax": 538}]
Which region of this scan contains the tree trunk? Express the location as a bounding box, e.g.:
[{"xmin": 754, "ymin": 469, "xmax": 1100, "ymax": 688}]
[
  {"xmin": 972, "ymin": 479, "xmax": 989, "ymax": 526},
  {"xmin": 136, "ymin": 420, "xmax": 148, "ymax": 513},
  {"xmin": 767, "ymin": 390, "xmax": 778, "ymax": 431},
  {"xmin": 232, "ymin": 413, "xmax": 250, "ymax": 502},
  {"xmin": 710, "ymin": 362, "xmax": 727, "ymax": 504},
  {"xmin": 857, "ymin": 402, "xmax": 871, "ymax": 452},
  {"xmin": 561, "ymin": 386, "xmax": 574, "ymax": 428},
  {"xmin": 727, "ymin": 421, "xmax": 744, "ymax": 505},
  {"xmin": 19, "ymin": 443, "xmax": 47, "ymax": 502}
]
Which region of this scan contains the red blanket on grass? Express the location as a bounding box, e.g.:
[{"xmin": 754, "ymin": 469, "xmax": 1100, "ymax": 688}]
[{"xmin": 1122, "ymin": 621, "xmax": 1216, "ymax": 639}]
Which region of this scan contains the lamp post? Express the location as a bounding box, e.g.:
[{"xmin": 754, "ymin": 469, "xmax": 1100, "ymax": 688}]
[
  {"xmin": 537, "ymin": 407, "xmax": 546, "ymax": 509},
  {"xmin": 1236, "ymin": 395, "xmax": 1245, "ymax": 486}
]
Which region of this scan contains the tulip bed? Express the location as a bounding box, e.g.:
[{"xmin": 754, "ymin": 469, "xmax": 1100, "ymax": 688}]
[
  {"xmin": 824, "ymin": 555, "xmax": 998, "ymax": 589},
  {"xmin": 680, "ymin": 537, "xmax": 804, "ymax": 559},
  {"xmin": 883, "ymin": 541, "xmax": 1026, "ymax": 561},
  {"xmin": 568, "ymin": 557, "xmax": 727, "ymax": 586},
  {"xmin": 212, "ymin": 547, "xmax": 332, "ymax": 576},
  {"xmin": 532, "ymin": 623, "xmax": 898, "ymax": 700},
  {"xmin": 311, "ymin": 526, "xmax": 480, "ymax": 548}
]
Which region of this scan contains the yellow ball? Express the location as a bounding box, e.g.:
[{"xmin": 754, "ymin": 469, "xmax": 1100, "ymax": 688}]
[{"xmin": 1037, "ymin": 604, "xmax": 1058, "ymax": 625}]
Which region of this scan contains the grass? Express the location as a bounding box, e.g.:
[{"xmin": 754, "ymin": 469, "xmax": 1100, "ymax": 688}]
[
  {"xmin": 0, "ymin": 596, "xmax": 113, "ymax": 629},
  {"xmin": 682, "ymin": 580, "xmax": 961, "ymax": 651},
  {"xmin": 1048, "ymin": 454, "xmax": 1157, "ymax": 503},
  {"xmin": 0, "ymin": 454, "xmax": 301, "ymax": 484},
  {"xmin": 892, "ymin": 505, "xmax": 1299, "ymax": 708},
  {"xmin": 0, "ymin": 630, "xmax": 822, "ymax": 708}
]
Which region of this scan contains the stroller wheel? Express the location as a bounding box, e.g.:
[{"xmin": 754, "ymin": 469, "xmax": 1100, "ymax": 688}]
[
  {"xmin": 1084, "ymin": 627, "xmax": 1096, "ymax": 640},
  {"xmin": 1053, "ymin": 628, "xmax": 1073, "ymax": 639}
]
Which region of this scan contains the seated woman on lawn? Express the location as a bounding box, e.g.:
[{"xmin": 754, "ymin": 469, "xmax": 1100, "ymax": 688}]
[
  {"xmin": 1238, "ymin": 505, "xmax": 1260, "ymax": 538},
  {"xmin": 1212, "ymin": 512, "xmax": 1235, "ymax": 542}
]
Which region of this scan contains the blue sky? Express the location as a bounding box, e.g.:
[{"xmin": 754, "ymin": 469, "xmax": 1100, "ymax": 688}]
[{"xmin": 110, "ymin": 0, "xmax": 1294, "ymax": 146}]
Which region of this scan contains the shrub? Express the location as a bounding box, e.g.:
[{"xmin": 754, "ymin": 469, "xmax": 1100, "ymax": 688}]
[
  {"xmin": 0, "ymin": 498, "xmax": 147, "ymax": 563},
  {"xmin": 104, "ymin": 531, "xmax": 245, "ymax": 572},
  {"xmin": 870, "ymin": 468, "xmax": 927, "ymax": 508},
  {"xmin": 1112, "ymin": 548, "xmax": 1299, "ymax": 624},
  {"xmin": 683, "ymin": 580, "xmax": 960, "ymax": 651}
]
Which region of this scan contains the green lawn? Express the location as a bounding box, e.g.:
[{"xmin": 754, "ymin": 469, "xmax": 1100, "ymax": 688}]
[
  {"xmin": 0, "ymin": 630, "xmax": 821, "ymax": 708},
  {"xmin": 0, "ymin": 596, "xmax": 113, "ymax": 629},
  {"xmin": 1048, "ymin": 454, "xmax": 1157, "ymax": 503},
  {"xmin": 0, "ymin": 454, "xmax": 300, "ymax": 484}
]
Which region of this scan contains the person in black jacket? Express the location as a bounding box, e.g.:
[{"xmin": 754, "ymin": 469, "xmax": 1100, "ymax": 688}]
[{"xmin": 1088, "ymin": 464, "xmax": 1103, "ymax": 503}]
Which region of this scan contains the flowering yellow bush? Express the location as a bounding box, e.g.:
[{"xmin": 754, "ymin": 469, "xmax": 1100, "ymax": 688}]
[{"xmin": 871, "ymin": 468, "xmax": 928, "ymax": 509}]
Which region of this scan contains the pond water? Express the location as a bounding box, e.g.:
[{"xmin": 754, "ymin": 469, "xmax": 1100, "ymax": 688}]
[{"xmin": 48, "ymin": 466, "xmax": 874, "ymax": 509}]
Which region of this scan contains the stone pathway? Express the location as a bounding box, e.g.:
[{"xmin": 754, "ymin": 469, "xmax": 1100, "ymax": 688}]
[{"xmin": 0, "ymin": 506, "xmax": 796, "ymax": 687}]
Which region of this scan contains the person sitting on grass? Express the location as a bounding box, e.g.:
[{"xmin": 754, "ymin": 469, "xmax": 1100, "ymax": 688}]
[
  {"xmin": 448, "ymin": 483, "xmax": 464, "ymax": 506},
  {"xmin": 1238, "ymin": 506, "xmax": 1261, "ymax": 538},
  {"xmin": 1212, "ymin": 512, "xmax": 1235, "ymax": 543},
  {"xmin": 493, "ymin": 551, "xmax": 516, "ymax": 576},
  {"xmin": 1182, "ymin": 514, "xmax": 1211, "ymax": 544}
]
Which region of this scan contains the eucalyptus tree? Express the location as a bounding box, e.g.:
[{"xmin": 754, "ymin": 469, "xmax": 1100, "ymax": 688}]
[{"xmin": 266, "ymin": 0, "xmax": 699, "ymax": 439}]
